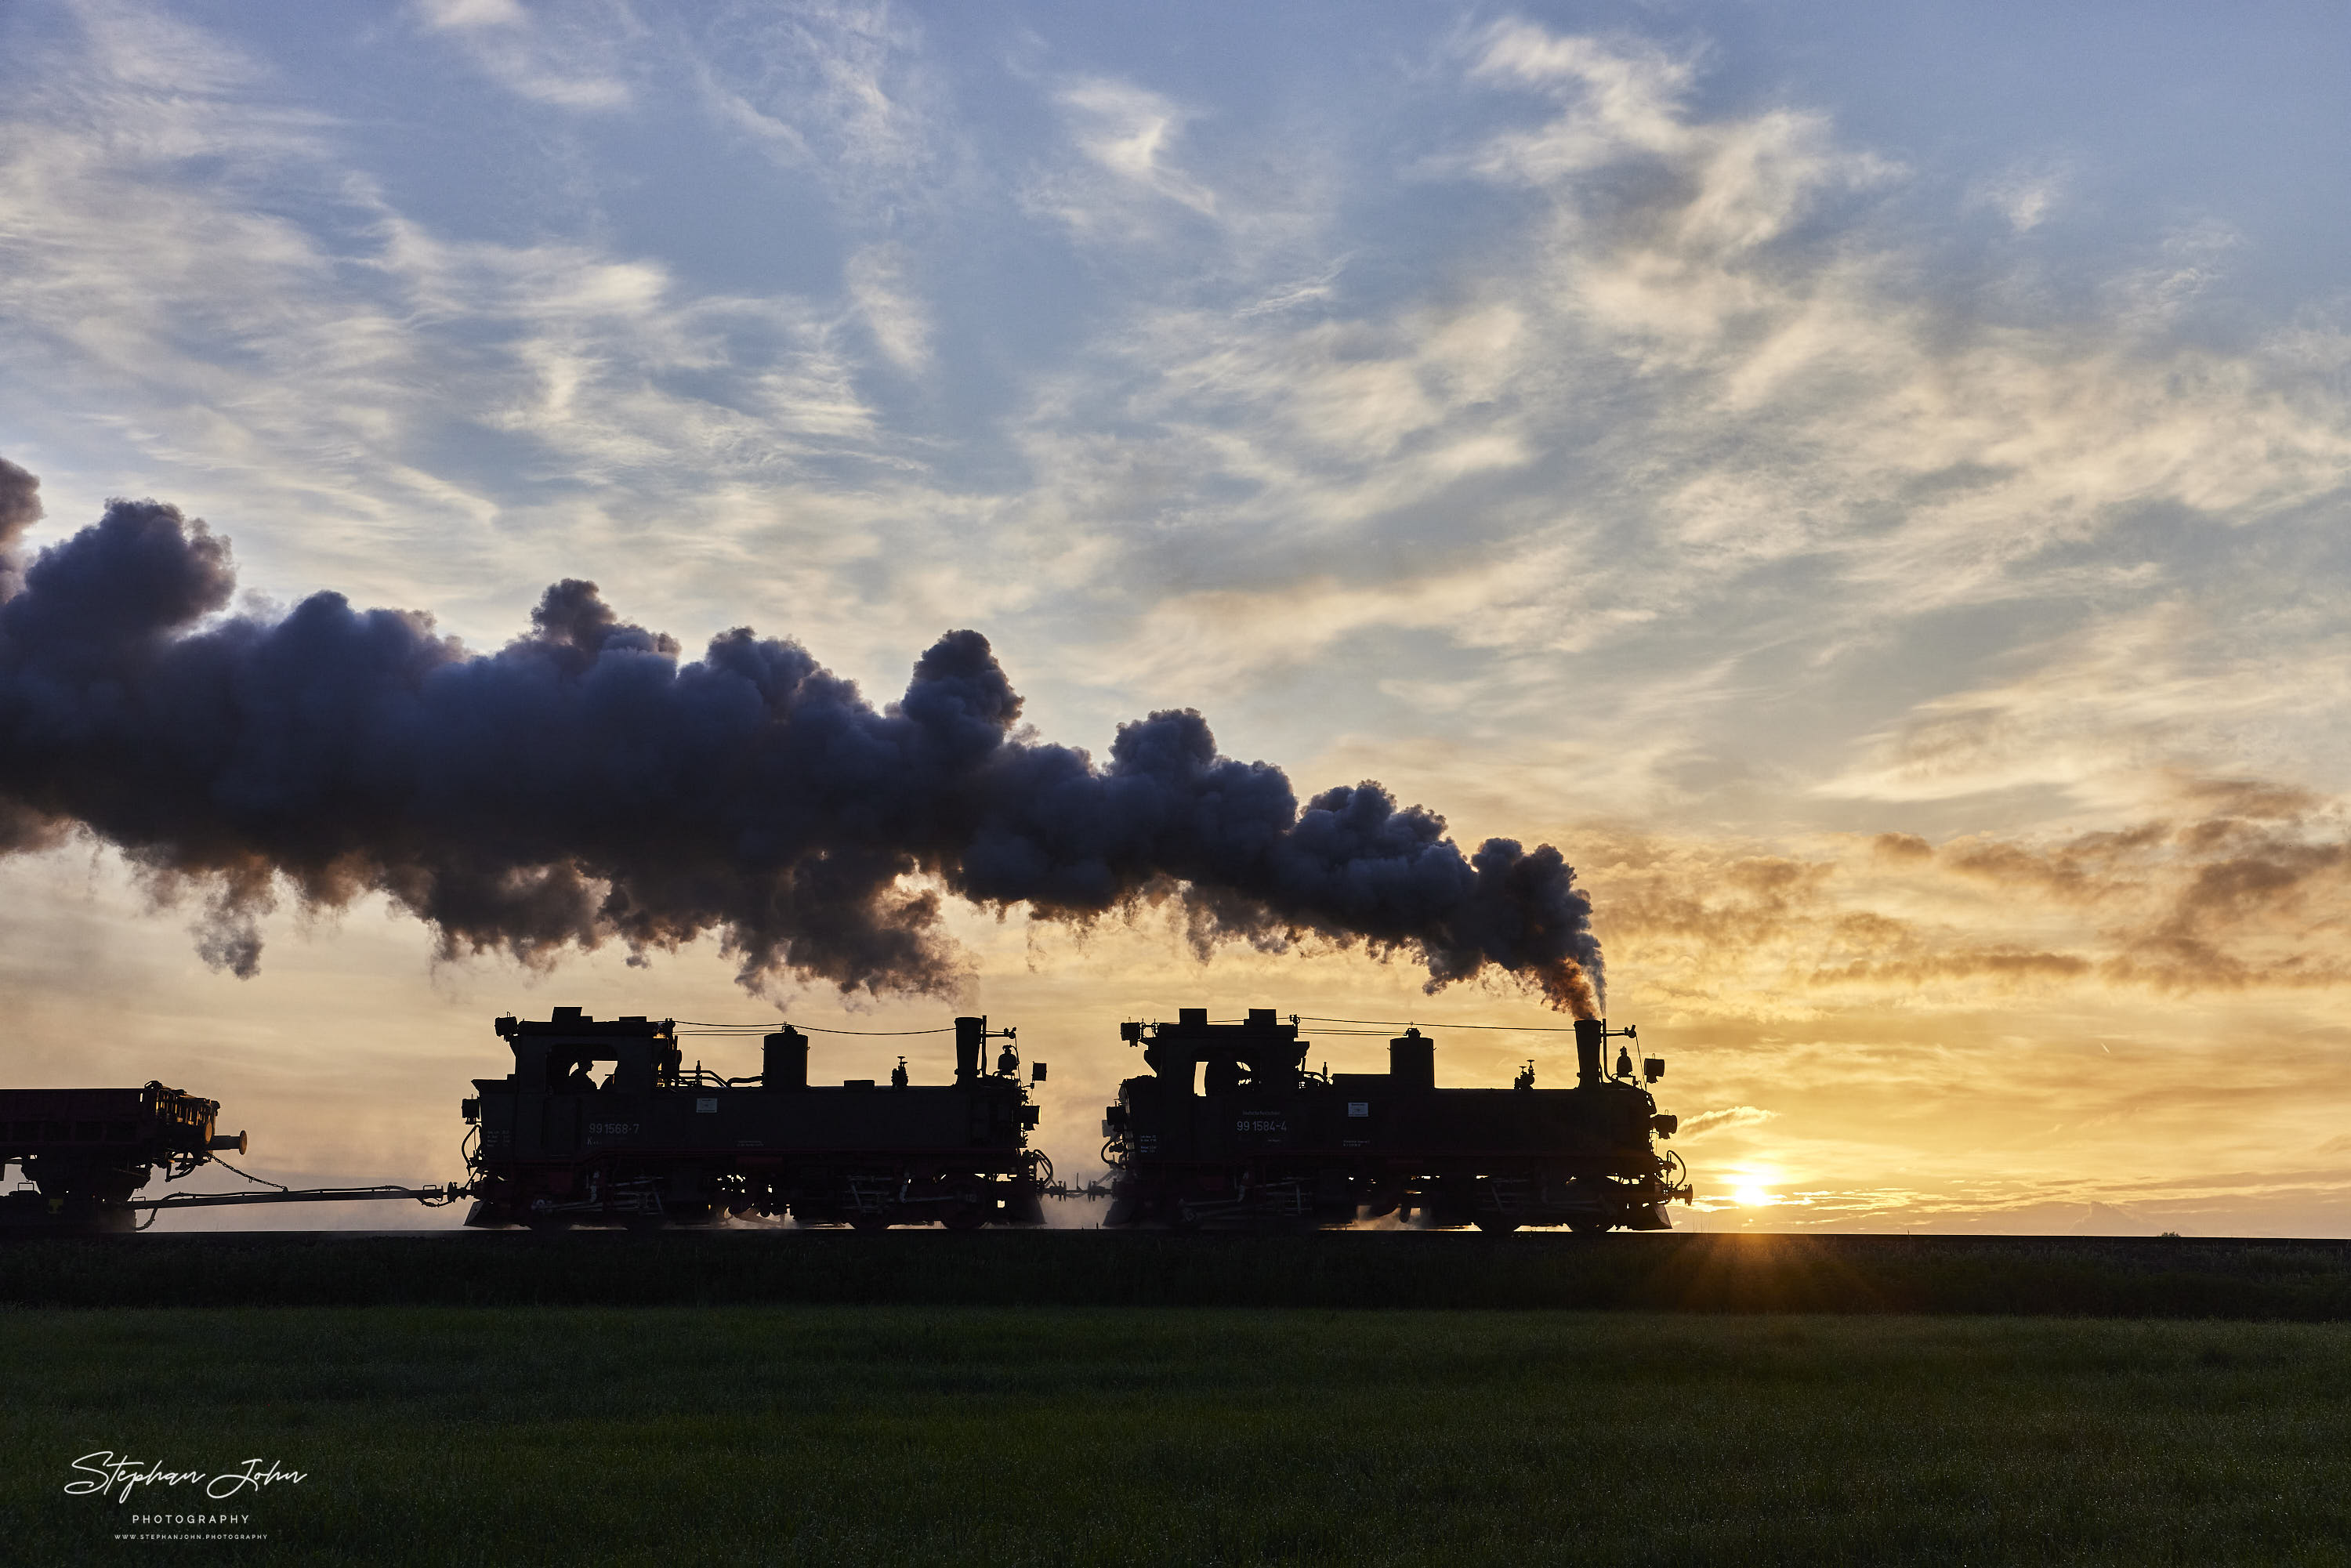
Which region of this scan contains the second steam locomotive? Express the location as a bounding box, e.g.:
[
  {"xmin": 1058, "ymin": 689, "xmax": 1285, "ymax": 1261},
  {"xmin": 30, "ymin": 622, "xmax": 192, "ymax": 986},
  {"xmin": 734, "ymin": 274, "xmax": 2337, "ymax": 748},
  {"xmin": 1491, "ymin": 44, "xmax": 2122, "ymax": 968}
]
[{"xmin": 1102, "ymin": 1009, "xmax": 1689, "ymax": 1231}]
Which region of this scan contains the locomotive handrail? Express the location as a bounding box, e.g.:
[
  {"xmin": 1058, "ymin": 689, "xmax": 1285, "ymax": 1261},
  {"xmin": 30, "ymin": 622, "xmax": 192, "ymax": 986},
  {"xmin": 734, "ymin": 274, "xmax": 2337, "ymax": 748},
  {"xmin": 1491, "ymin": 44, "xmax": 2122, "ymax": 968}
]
[
  {"xmin": 674, "ymin": 1021, "xmax": 959, "ymax": 1036},
  {"xmin": 1293, "ymin": 1014, "xmax": 1589, "ymax": 1032}
]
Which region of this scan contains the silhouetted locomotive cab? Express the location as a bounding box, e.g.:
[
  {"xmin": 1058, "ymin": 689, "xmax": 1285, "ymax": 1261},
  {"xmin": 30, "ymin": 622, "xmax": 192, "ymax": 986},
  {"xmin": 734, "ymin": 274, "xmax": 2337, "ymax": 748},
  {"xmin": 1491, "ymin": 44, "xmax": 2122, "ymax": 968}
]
[
  {"xmin": 464, "ymin": 1009, "xmax": 1047, "ymax": 1232},
  {"xmin": 1103, "ymin": 1009, "xmax": 1694, "ymax": 1232}
]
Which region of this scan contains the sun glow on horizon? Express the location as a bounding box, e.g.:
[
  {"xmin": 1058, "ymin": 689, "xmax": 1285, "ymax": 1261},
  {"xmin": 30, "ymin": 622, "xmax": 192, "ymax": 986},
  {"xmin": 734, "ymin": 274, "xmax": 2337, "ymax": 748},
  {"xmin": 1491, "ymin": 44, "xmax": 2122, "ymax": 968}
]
[{"xmin": 1723, "ymin": 1164, "xmax": 1785, "ymax": 1208}]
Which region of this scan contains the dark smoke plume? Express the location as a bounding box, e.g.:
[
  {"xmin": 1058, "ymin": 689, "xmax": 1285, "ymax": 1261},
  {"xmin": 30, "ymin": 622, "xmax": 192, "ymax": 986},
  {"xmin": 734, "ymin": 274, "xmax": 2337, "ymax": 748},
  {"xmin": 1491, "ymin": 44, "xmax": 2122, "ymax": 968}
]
[
  {"xmin": 0, "ymin": 468, "xmax": 1602, "ymax": 1013},
  {"xmin": 0, "ymin": 458, "xmax": 41, "ymax": 601}
]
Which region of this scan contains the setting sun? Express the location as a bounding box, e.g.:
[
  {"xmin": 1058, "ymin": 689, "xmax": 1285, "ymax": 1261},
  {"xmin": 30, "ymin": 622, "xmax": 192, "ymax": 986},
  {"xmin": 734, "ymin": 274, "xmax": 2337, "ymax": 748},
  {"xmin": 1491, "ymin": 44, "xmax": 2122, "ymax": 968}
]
[{"xmin": 1721, "ymin": 1164, "xmax": 1784, "ymax": 1208}]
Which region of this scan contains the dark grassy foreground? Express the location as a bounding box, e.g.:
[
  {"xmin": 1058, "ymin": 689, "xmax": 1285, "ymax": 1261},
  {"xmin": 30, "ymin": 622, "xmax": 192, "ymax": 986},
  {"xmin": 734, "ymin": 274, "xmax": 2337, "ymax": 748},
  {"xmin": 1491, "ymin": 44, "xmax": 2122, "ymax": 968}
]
[
  {"xmin": 9, "ymin": 1229, "xmax": 2351, "ymax": 1316},
  {"xmin": 6, "ymin": 1304, "xmax": 2351, "ymax": 1566}
]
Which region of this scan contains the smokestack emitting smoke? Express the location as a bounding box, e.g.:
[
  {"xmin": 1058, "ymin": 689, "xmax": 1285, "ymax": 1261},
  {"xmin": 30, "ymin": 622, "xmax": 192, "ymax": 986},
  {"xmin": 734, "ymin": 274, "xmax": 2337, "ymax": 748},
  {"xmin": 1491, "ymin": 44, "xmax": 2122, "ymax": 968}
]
[{"xmin": 0, "ymin": 461, "xmax": 1601, "ymax": 1013}]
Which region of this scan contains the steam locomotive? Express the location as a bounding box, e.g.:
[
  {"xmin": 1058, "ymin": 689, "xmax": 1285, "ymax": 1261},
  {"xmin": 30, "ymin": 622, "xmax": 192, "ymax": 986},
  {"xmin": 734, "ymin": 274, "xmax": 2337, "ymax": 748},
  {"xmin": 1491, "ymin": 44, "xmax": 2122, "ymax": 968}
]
[
  {"xmin": 1101, "ymin": 1010, "xmax": 1690, "ymax": 1231},
  {"xmin": 460, "ymin": 1009, "xmax": 1049, "ymax": 1229}
]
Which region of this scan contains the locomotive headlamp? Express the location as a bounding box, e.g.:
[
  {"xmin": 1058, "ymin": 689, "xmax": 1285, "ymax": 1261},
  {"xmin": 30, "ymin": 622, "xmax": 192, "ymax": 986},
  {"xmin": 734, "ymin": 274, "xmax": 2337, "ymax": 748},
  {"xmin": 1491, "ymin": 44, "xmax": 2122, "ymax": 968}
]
[
  {"xmin": 1643, "ymin": 1058, "xmax": 1665, "ymax": 1083},
  {"xmin": 1032, "ymin": 1061, "xmax": 1048, "ymax": 1083}
]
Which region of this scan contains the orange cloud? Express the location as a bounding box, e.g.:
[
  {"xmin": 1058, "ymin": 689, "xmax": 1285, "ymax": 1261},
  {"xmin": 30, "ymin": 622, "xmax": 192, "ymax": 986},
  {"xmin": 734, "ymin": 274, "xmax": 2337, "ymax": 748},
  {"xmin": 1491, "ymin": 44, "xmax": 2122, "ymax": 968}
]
[{"xmin": 1585, "ymin": 771, "xmax": 2351, "ymax": 1007}]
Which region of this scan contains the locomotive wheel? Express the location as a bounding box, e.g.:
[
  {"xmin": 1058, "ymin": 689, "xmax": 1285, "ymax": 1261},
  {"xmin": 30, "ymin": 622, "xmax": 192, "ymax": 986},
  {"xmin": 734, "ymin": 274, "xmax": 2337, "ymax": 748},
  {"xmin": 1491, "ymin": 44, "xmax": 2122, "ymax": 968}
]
[
  {"xmin": 1473, "ymin": 1215, "xmax": 1521, "ymax": 1233},
  {"xmin": 1567, "ymin": 1217, "xmax": 1611, "ymax": 1235},
  {"xmin": 849, "ymin": 1213, "xmax": 892, "ymax": 1232},
  {"xmin": 941, "ymin": 1205, "xmax": 987, "ymax": 1231}
]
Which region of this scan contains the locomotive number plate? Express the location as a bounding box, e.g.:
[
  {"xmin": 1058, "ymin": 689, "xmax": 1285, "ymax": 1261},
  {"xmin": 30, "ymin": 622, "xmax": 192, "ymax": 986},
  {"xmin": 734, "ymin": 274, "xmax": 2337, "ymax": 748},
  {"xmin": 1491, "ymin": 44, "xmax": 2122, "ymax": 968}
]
[
  {"xmin": 1236, "ymin": 1117, "xmax": 1288, "ymax": 1133},
  {"xmin": 586, "ymin": 1122, "xmax": 639, "ymax": 1136}
]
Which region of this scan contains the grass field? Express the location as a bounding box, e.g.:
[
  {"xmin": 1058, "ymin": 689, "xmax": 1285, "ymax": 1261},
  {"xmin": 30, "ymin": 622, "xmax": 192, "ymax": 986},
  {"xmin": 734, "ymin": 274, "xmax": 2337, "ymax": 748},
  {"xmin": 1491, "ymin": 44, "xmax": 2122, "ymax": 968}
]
[
  {"xmin": 12, "ymin": 1229, "xmax": 2351, "ymax": 1316},
  {"xmin": 7, "ymin": 1304, "xmax": 2351, "ymax": 1566}
]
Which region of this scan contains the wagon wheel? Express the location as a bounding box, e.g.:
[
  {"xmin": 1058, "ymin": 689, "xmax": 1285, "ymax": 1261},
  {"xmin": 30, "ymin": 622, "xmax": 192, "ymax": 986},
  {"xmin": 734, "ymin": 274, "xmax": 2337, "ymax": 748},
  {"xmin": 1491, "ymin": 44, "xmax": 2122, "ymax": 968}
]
[
  {"xmin": 1473, "ymin": 1215, "xmax": 1522, "ymax": 1233},
  {"xmin": 849, "ymin": 1212, "xmax": 892, "ymax": 1232}
]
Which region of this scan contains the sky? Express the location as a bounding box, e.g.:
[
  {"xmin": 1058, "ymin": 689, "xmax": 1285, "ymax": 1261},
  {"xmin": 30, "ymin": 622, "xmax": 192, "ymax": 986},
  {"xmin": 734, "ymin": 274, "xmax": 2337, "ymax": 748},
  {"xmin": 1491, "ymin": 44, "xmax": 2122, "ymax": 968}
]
[{"xmin": 3, "ymin": 0, "xmax": 2350, "ymax": 1233}]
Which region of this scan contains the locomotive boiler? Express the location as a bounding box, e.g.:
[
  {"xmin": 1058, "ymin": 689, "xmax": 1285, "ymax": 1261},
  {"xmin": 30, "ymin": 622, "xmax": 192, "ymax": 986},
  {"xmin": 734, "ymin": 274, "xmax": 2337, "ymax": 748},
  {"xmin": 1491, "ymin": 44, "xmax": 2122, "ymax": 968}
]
[
  {"xmin": 462, "ymin": 1007, "xmax": 1048, "ymax": 1229},
  {"xmin": 1101, "ymin": 1009, "xmax": 1692, "ymax": 1231}
]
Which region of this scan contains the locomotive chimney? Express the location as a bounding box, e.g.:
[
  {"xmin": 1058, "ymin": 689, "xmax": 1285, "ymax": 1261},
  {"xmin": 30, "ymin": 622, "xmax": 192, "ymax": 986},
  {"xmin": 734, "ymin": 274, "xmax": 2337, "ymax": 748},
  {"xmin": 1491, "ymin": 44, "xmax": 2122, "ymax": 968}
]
[
  {"xmin": 1574, "ymin": 1019, "xmax": 1604, "ymax": 1088},
  {"xmin": 955, "ymin": 1016, "xmax": 987, "ymax": 1085},
  {"xmin": 1389, "ymin": 1028, "xmax": 1434, "ymax": 1092},
  {"xmin": 762, "ymin": 1028, "xmax": 809, "ymax": 1091}
]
